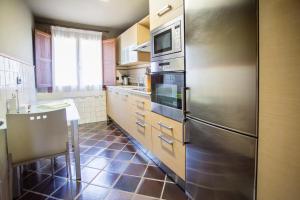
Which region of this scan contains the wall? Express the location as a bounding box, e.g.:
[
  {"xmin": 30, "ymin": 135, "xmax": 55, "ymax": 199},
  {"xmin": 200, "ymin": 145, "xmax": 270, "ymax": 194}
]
[
  {"xmin": 37, "ymin": 91, "xmax": 107, "ymax": 124},
  {"xmin": 0, "ymin": 54, "xmax": 35, "ymax": 200},
  {"xmin": 0, "ymin": 54, "xmax": 36, "ymax": 120},
  {"xmin": 258, "ymin": 0, "xmax": 300, "ymax": 199},
  {"xmin": 0, "ymin": 0, "xmax": 34, "ymax": 64},
  {"xmin": 116, "ymin": 64, "xmax": 149, "ymax": 85}
]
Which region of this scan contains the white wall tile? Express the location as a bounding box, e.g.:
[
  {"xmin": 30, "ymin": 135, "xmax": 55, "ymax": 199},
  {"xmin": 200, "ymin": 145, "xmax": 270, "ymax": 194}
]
[
  {"xmin": 0, "ymin": 55, "xmax": 36, "ymax": 120},
  {"xmin": 37, "ymin": 91, "xmax": 107, "ymax": 125}
]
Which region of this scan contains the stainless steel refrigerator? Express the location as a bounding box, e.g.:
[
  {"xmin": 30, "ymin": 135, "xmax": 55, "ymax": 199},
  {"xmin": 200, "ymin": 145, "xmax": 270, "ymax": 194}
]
[{"xmin": 184, "ymin": 0, "xmax": 258, "ymax": 200}]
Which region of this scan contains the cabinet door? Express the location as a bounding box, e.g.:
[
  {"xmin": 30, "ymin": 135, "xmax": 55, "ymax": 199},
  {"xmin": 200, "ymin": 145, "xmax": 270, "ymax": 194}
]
[
  {"xmin": 106, "ymin": 89, "xmax": 114, "ymax": 118},
  {"xmin": 152, "ymin": 126, "xmax": 185, "ymax": 179},
  {"xmin": 35, "ymin": 30, "xmax": 52, "ymax": 91},
  {"xmin": 103, "ymin": 39, "xmax": 116, "ymax": 86},
  {"xmin": 150, "ymin": 0, "xmax": 183, "ymax": 30}
]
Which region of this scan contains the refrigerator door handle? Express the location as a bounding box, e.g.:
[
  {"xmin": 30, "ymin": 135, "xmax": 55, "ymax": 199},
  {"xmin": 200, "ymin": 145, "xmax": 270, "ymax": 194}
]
[
  {"xmin": 183, "ymin": 118, "xmax": 190, "ymax": 144},
  {"xmin": 182, "ymin": 87, "xmax": 190, "ymax": 114},
  {"xmin": 182, "ymin": 118, "xmax": 186, "ymax": 144}
]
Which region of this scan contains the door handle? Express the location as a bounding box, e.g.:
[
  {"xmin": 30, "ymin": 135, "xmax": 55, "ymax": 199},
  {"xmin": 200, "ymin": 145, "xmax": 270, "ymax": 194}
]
[
  {"xmin": 182, "ymin": 118, "xmax": 188, "ymax": 145},
  {"xmin": 183, "ymin": 118, "xmax": 190, "ymax": 144},
  {"xmin": 183, "ymin": 87, "xmax": 190, "ymax": 114},
  {"xmin": 157, "ymin": 5, "xmax": 172, "ymax": 17},
  {"xmin": 158, "ymin": 122, "xmax": 173, "ymax": 130},
  {"xmin": 158, "ymin": 134, "xmax": 174, "ymax": 145}
]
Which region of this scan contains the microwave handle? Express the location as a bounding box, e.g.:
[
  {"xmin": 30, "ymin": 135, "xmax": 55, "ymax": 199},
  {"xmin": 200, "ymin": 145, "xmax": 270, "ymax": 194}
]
[{"xmin": 157, "ymin": 5, "xmax": 172, "ymax": 17}]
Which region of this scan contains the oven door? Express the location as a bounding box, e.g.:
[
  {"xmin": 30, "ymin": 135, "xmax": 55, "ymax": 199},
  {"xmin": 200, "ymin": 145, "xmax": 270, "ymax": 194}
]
[{"xmin": 151, "ymin": 71, "xmax": 184, "ymax": 122}]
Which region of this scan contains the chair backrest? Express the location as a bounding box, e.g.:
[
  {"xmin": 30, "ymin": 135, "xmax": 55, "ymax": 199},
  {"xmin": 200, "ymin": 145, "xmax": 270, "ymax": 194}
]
[{"xmin": 6, "ymin": 109, "xmax": 68, "ymax": 165}]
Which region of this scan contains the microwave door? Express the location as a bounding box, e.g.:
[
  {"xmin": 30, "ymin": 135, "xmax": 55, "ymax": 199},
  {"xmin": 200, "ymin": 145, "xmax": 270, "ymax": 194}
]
[
  {"xmin": 151, "ymin": 15, "xmax": 184, "ymax": 61},
  {"xmin": 153, "ymin": 29, "xmax": 173, "ymax": 57}
]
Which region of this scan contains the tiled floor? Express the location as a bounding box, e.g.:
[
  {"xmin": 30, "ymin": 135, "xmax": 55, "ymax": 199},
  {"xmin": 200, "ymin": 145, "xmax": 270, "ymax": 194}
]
[{"xmin": 16, "ymin": 122, "xmax": 188, "ymax": 200}]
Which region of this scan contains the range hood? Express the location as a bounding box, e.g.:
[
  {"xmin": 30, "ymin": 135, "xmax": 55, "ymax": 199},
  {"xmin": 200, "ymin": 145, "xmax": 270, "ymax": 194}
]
[{"xmin": 133, "ymin": 41, "xmax": 150, "ymax": 52}]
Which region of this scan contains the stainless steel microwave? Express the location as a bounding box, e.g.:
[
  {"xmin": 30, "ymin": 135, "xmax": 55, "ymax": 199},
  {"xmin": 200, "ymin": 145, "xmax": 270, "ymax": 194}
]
[{"xmin": 151, "ymin": 16, "xmax": 184, "ymax": 61}]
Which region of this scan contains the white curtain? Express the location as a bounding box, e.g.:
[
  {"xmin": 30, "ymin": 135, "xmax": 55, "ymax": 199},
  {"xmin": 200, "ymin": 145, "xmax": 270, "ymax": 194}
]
[{"xmin": 51, "ymin": 26, "xmax": 102, "ymax": 91}]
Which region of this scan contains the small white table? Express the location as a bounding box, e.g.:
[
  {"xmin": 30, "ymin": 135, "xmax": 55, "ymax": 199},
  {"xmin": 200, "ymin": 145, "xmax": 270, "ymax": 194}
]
[{"xmin": 4, "ymin": 99, "xmax": 81, "ymax": 180}]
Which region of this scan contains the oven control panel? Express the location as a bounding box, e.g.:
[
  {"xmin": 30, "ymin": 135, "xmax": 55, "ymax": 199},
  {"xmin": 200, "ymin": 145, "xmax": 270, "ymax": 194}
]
[{"xmin": 151, "ymin": 57, "xmax": 184, "ymax": 73}]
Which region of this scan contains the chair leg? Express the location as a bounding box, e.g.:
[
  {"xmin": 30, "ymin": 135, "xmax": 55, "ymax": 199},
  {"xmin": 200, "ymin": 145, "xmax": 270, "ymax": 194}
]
[
  {"xmin": 66, "ymin": 142, "xmax": 72, "ymax": 180},
  {"xmin": 8, "ymin": 154, "xmax": 13, "ymax": 200},
  {"xmin": 51, "ymin": 157, "xmax": 55, "ymax": 178},
  {"xmin": 65, "ymin": 154, "xmax": 69, "ymax": 178}
]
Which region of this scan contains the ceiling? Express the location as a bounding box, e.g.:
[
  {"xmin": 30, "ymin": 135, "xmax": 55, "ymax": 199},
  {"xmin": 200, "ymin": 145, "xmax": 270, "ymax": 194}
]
[{"xmin": 24, "ymin": 0, "xmax": 149, "ymax": 36}]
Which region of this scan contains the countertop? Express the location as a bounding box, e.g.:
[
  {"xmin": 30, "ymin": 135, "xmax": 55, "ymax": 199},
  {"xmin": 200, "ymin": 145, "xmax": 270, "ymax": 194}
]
[{"xmin": 107, "ymin": 86, "xmax": 151, "ymax": 97}]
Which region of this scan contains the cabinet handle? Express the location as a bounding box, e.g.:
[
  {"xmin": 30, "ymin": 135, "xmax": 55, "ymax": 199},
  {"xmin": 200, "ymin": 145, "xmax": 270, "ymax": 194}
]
[
  {"xmin": 157, "ymin": 5, "xmax": 172, "ymax": 17},
  {"xmin": 136, "ymin": 121, "xmax": 145, "ymax": 128},
  {"xmin": 135, "ymin": 112, "xmax": 145, "ymax": 117},
  {"xmin": 158, "ymin": 122, "xmax": 173, "ymax": 130},
  {"xmin": 158, "ymin": 134, "xmax": 174, "ymax": 145}
]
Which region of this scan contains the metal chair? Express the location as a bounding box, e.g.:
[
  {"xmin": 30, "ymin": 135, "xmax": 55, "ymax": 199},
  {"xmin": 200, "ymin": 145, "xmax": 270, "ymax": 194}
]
[{"xmin": 6, "ymin": 108, "xmax": 72, "ymax": 199}]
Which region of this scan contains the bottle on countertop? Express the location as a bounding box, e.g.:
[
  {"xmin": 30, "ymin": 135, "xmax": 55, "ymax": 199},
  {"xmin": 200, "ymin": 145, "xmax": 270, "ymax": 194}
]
[{"xmin": 145, "ymin": 66, "xmax": 151, "ymax": 93}]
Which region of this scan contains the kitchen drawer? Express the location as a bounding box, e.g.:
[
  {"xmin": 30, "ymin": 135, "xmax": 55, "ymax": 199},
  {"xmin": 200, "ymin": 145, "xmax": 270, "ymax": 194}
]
[
  {"xmin": 151, "ymin": 127, "xmax": 185, "ymax": 179},
  {"xmin": 129, "ymin": 94, "xmax": 151, "ymax": 111},
  {"xmin": 130, "ymin": 105, "xmax": 152, "ymax": 125},
  {"xmin": 150, "ymin": 0, "xmax": 183, "ymax": 31},
  {"xmin": 150, "ymin": 112, "xmax": 183, "ymax": 142},
  {"xmin": 129, "ymin": 117, "xmax": 152, "ymax": 150}
]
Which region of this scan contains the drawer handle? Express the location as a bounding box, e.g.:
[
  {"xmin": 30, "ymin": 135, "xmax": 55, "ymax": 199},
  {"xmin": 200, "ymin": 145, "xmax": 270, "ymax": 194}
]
[
  {"xmin": 135, "ymin": 112, "xmax": 145, "ymax": 117},
  {"xmin": 158, "ymin": 122, "xmax": 173, "ymax": 130},
  {"xmin": 136, "ymin": 121, "xmax": 145, "ymax": 128},
  {"xmin": 157, "ymin": 5, "xmax": 172, "ymax": 17},
  {"xmin": 158, "ymin": 134, "xmax": 174, "ymax": 145}
]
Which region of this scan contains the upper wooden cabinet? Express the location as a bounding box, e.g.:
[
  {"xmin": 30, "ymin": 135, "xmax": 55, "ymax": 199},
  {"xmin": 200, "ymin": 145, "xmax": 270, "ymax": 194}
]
[
  {"xmin": 117, "ymin": 16, "xmax": 150, "ymax": 66},
  {"xmin": 149, "ymin": 0, "xmax": 183, "ymax": 31}
]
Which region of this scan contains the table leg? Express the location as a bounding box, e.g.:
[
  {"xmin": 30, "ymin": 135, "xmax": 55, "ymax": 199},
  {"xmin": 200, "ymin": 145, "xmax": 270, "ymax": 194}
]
[{"xmin": 71, "ymin": 120, "xmax": 81, "ymax": 180}]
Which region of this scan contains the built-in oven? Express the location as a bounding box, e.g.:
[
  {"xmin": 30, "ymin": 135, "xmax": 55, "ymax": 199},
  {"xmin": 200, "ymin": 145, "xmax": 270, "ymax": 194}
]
[
  {"xmin": 151, "ymin": 15, "xmax": 184, "ymax": 61},
  {"xmin": 151, "ymin": 57, "xmax": 185, "ymax": 122}
]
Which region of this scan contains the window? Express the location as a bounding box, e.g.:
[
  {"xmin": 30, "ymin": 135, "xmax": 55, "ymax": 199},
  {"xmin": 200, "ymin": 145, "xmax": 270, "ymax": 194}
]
[{"xmin": 52, "ymin": 26, "xmax": 102, "ymax": 91}]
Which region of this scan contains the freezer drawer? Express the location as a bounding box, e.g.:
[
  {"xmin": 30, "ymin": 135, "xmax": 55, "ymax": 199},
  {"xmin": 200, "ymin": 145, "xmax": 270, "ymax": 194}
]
[{"xmin": 185, "ymin": 118, "xmax": 257, "ymax": 200}]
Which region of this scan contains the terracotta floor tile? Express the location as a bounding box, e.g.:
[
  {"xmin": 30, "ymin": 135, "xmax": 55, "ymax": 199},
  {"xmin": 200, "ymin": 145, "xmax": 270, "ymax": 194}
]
[
  {"xmin": 51, "ymin": 180, "xmax": 87, "ymax": 200},
  {"xmin": 124, "ymin": 163, "xmax": 147, "ymax": 177},
  {"xmin": 144, "ymin": 166, "xmax": 165, "ymax": 180},
  {"xmin": 162, "ymin": 183, "xmax": 188, "ymax": 200},
  {"xmin": 92, "ymin": 171, "xmax": 120, "ymax": 187},
  {"xmin": 137, "ymin": 179, "xmax": 164, "ymax": 198},
  {"xmin": 77, "ymin": 185, "xmax": 109, "ymax": 200},
  {"xmin": 113, "ymin": 175, "xmax": 141, "ymax": 192}
]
